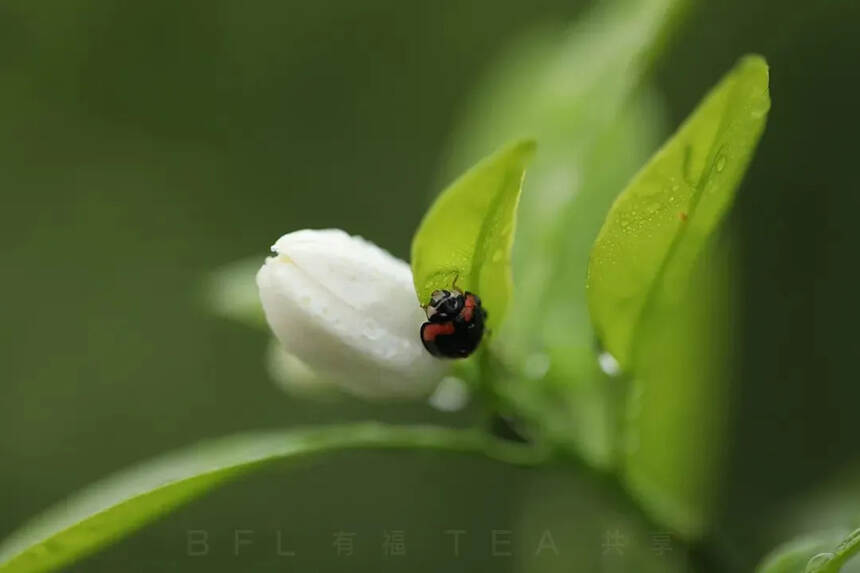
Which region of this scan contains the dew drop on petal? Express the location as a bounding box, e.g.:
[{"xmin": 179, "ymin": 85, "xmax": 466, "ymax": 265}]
[{"xmin": 363, "ymin": 320, "xmax": 381, "ymax": 341}]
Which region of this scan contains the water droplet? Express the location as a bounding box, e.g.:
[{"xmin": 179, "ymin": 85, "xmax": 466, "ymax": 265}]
[
  {"xmin": 805, "ymin": 553, "xmax": 834, "ymax": 572},
  {"xmin": 523, "ymin": 353, "xmax": 551, "ymax": 379},
  {"xmin": 363, "ymin": 321, "xmax": 381, "ymax": 340},
  {"xmin": 750, "ymin": 90, "xmax": 769, "ymax": 119},
  {"xmin": 598, "ymin": 352, "xmax": 621, "ymax": 376},
  {"xmin": 715, "ymin": 154, "xmax": 727, "ymax": 173},
  {"xmin": 428, "ymin": 376, "xmax": 470, "ymax": 412}
]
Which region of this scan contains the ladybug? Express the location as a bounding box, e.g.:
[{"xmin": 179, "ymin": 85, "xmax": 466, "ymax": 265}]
[{"xmin": 420, "ymin": 288, "xmax": 487, "ymax": 358}]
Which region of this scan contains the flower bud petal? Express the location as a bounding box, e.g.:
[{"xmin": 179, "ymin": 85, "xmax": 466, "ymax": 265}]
[{"xmin": 256, "ymin": 229, "xmax": 445, "ymax": 399}]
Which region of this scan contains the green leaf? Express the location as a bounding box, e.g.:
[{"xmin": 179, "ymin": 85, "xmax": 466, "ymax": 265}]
[
  {"xmin": 621, "ymin": 238, "xmax": 736, "ymax": 537},
  {"xmin": 757, "ymin": 529, "xmax": 860, "ymax": 573},
  {"xmin": 0, "ymin": 423, "xmax": 543, "ymax": 573},
  {"xmin": 586, "ymin": 55, "xmax": 770, "ymax": 537},
  {"xmin": 587, "ymin": 54, "xmax": 770, "ymax": 367},
  {"xmin": 439, "ymin": 0, "xmax": 688, "ymax": 467},
  {"xmin": 411, "ymin": 140, "xmax": 535, "ymax": 332}
]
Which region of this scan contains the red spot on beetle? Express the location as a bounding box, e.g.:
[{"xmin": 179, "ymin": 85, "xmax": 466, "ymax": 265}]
[
  {"xmin": 462, "ymin": 294, "xmax": 477, "ymax": 322},
  {"xmin": 421, "ymin": 321, "xmax": 456, "ymax": 343}
]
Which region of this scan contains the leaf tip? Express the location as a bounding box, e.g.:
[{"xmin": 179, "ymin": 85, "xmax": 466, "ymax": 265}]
[
  {"xmin": 737, "ymin": 53, "xmax": 771, "ymax": 111},
  {"xmin": 515, "ymin": 138, "xmax": 538, "ymax": 156},
  {"xmin": 738, "ymin": 53, "xmax": 769, "ymax": 73},
  {"xmin": 735, "ymin": 54, "xmax": 771, "ymax": 121},
  {"xmin": 493, "ymin": 138, "xmax": 538, "ymax": 170},
  {"xmin": 516, "ymin": 138, "xmax": 538, "ymax": 162}
]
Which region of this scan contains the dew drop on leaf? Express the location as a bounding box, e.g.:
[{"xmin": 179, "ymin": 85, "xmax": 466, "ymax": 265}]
[
  {"xmin": 805, "ymin": 552, "xmax": 834, "ymax": 572},
  {"xmin": 428, "ymin": 376, "xmax": 469, "ymax": 412},
  {"xmin": 597, "ymin": 351, "xmax": 621, "ymax": 376},
  {"xmin": 523, "ymin": 353, "xmax": 551, "ymax": 380},
  {"xmin": 750, "ymin": 89, "xmax": 770, "ymax": 118}
]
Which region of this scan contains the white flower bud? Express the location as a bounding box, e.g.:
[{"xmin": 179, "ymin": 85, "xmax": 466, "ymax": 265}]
[{"xmin": 256, "ymin": 229, "xmax": 445, "ymax": 399}]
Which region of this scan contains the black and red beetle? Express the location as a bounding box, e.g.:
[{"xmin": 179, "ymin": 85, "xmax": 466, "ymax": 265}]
[{"xmin": 420, "ymin": 288, "xmax": 487, "ymax": 358}]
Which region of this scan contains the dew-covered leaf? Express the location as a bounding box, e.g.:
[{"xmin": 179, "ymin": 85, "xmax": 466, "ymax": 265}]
[
  {"xmin": 587, "ymin": 55, "xmax": 770, "ymax": 367},
  {"xmin": 439, "ymin": 0, "xmax": 687, "ymax": 467},
  {"xmin": 411, "ymin": 140, "xmax": 535, "ymax": 332},
  {"xmin": 586, "ymin": 54, "xmax": 770, "ymax": 537}
]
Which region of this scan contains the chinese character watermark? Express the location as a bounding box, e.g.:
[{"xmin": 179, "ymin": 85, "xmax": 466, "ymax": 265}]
[
  {"xmin": 382, "ymin": 530, "xmax": 406, "ymax": 557},
  {"xmin": 602, "ymin": 528, "xmax": 628, "ymax": 556},
  {"xmin": 332, "ymin": 531, "xmax": 356, "ymax": 557},
  {"xmin": 650, "ymin": 531, "xmax": 673, "ymax": 557}
]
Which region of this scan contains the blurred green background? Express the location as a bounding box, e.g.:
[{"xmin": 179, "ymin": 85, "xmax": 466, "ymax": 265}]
[{"xmin": 1, "ymin": 1, "xmax": 858, "ymax": 571}]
